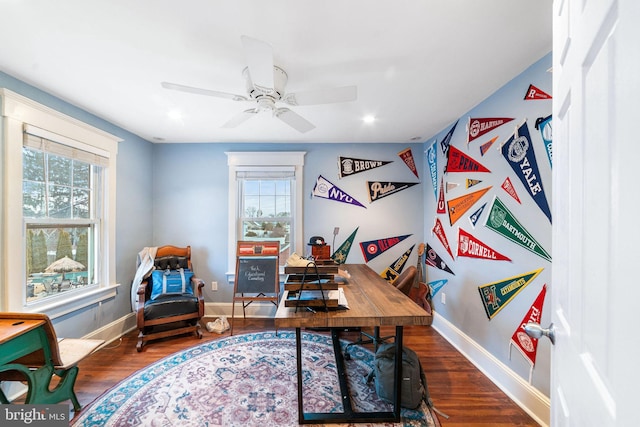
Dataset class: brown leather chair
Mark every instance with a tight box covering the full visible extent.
[135,245,205,351]
[344,266,418,359]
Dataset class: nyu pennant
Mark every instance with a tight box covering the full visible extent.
[312,175,366,208]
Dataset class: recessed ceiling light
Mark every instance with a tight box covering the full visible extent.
[410,136,422,141]
[153,137,165,142]
[362,115,376,124]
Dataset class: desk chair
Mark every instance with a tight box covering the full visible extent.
[343,266,417,360]
[0,312,103,411]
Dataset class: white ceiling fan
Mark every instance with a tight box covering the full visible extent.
[161,35,358,133]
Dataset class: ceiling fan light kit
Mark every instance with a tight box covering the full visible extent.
[161,35,357,133]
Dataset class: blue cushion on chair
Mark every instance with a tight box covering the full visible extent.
[150,268,194,300]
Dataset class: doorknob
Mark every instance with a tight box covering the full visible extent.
[524,322,555,345]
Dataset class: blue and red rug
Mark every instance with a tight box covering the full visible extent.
[72,331,435,426]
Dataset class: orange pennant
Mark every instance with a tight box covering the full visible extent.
[447,186,492,226]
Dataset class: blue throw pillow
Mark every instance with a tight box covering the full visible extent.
[150,268,194,300]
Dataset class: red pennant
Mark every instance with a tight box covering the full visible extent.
[524,84,552,100]
[432,218,454,259]
[446,145,491,173]
[457,228,511,261]
[398,148,419,178]
[437,177,446,214]
[511,285,547,368]
[467,117,514,143]
[501,177,522,204]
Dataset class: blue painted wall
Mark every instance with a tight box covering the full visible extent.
[423,53,552,395]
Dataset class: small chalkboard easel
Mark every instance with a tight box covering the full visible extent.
[230,241,280,335]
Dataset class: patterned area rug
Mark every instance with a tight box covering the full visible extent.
[72,331,435,426]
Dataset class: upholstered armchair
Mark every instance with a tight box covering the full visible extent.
[135,245,205,352]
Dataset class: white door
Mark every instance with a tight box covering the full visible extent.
[551,0,640,425]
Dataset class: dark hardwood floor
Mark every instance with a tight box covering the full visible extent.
[70,318,540,426]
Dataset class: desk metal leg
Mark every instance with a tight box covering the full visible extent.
[295,327,403,424]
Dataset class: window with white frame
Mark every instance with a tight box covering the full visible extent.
[23,130,106,302]
[0,89,120,315]
[227,152,305,273]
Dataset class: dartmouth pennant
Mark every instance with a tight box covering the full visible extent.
[501,121,552,222]
[331,227,359,264]
[359,234,411,263]
[367,181,419,203]
[485,196,551,262]
[457,228,511,261]
[380,244,415,283]
[338,156,392,178]
[312,175,366,208]
[478,268,543,319]
[425,243,455,275]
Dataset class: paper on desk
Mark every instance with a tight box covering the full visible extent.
[328,288,349,309]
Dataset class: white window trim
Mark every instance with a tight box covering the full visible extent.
[226,151,305,277]
[0,89,121,317]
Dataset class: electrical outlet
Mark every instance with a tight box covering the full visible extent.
[441,292,446,305]
[211,281,218,291]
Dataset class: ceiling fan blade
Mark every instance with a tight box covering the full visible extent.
[221,108,259,128]
[275,108,315,133]
[241,35,275,94]
[161,81,247,101]
[283,85,357,106]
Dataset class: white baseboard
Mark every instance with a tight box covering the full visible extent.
[204,301,277,319]
[432,313,550,427]
[83,312,137,345]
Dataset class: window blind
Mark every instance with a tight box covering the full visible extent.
[23,124,110,167]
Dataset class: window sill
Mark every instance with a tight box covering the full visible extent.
[24,283,120,320]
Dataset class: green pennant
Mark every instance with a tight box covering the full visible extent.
[484,196,551,262]
[331,227,359,264]
[478,268,543,319]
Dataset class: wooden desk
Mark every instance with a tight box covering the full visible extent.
[274,264,431,424]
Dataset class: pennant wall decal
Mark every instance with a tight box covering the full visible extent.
[467,117,514,143]
[331,227,359,264]
[425,243,455,275]
[466,179,482,189]
[524,84,552,100]
[446,145,491,173]
[447,186,492,226]
[501,176,522,204]
[359,234,411,263]
[479,135,499,156]
[398,148,419,178]
[367,181,419,203]
[457,228,511,261]
[535,115,553,168]
[485,197,551,262]
[440,120,459,158]
[426,141,438,200]
[477,268,543,319]
[432,218,454,259]
[468,202,487,229]
[380,245,415,283]
[428,279,448,296]
[338,156,393,178]
[501,121,552,222]
[437,177,446,214]
[510,284,547,383]
[312,175,366,208]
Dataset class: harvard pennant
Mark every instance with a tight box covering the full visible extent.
[467,117,514,143]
